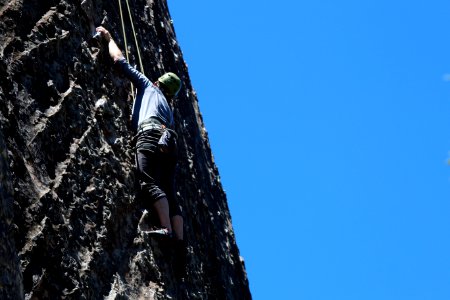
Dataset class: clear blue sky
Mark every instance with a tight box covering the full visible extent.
[169,1,450,299]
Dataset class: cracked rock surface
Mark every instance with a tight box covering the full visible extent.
[0,0,251,299]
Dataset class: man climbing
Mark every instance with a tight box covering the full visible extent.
[96,26,184,243]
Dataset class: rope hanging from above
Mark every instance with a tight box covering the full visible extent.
[117,0,145,99]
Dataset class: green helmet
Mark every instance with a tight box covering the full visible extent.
[158,72,182,97]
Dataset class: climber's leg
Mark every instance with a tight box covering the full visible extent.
[171,215,183,240]
[136,130,173,235]
[153,197,172,233]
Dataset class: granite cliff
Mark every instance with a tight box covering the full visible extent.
[0,0,251,299]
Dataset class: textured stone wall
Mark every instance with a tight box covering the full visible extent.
[0,131,23,299]
[0,0,251,299]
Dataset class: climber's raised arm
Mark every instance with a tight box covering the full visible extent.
[96,26,150,89]
[96,26,124,62]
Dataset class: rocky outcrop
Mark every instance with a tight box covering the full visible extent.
[0,0,251,299]
[0,131,23,299]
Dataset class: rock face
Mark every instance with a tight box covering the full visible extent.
[0,131,23,299]
[0,0,251,299]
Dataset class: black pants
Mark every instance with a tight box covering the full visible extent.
[135,128,181,217]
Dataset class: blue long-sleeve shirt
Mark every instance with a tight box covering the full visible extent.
[115,58,174,131]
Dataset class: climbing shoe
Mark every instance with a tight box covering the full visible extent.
[147,227,172,238]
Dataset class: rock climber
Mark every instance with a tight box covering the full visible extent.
[95,26,184,243]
